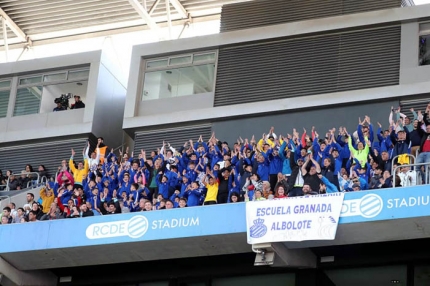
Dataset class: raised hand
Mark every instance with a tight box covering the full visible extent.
[71,148,76,156]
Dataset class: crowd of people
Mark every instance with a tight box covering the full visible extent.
[0,165,48,191]
[1,104,430,224]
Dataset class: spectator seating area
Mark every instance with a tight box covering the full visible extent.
[1,104,430,224]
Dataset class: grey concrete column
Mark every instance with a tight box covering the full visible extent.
[0,257,57,286]
[271,243,317,268]
[400,21,430,84]
[252,242,317,268]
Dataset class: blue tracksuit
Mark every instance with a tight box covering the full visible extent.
[268,149,283,175]
[184,189,202,206]
[255,152,270,181]
[279,141,292,175]
[155,174,169,199]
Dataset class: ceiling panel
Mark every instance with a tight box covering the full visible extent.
[0,0,250,44]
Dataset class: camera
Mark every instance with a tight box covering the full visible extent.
[54,93,73,109]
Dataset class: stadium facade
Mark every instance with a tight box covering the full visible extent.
[1,0,430,285]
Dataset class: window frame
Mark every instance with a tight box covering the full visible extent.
[17,68,90,88]
[0,78,12,118]
[419,22,430,67]
[13,67,90,116]
[419,21,430,36]
[141,50,218,101]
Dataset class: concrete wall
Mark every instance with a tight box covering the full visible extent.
[400,21,430,84]
[124,5,430,131]
[0,51,100,144]
[91,48,127,150]
[211,100,400,144]
[0,49,127,149]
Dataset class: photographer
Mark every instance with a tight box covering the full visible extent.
[71,95,85,109]
[53,101,65,112]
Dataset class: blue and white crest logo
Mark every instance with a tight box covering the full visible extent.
[127,215,149,238]
[359,194,383,218]
[249,218,267,238]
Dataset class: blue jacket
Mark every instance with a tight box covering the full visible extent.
[138,187,151,201]
[118,182,132,196]
[313,137,330,165]
[321,176,338,193]
[184,189,202,206]
[358,123,374,144]
[165,170,179,188]
[390,129,411,159]
[336,135,351,159]
[279,141,292,175]
[185,170,198,182]
[208,145,222,169]
[267,149,283,175]
[155,174,169,199]
[256,152,270,181]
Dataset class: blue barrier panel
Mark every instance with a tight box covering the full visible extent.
[0,203,246,253]
[339,185,430,223]
[0,186,429,253]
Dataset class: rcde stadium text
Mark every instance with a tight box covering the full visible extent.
[86,217,200,240]
[387,196,430,208]
[152,217,199,229]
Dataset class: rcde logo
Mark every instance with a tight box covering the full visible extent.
[127,216,148,238]
[341,193,384,219]
[359,194,383,218]
[86,215,149,240]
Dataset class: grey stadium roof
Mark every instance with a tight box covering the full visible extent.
[0,0,250,47]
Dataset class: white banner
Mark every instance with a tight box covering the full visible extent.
[246,193,345,244]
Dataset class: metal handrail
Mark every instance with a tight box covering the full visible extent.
[391,154,416,181]
[40,176,48,185]
[393,162,430,188]
[6,172,40,191]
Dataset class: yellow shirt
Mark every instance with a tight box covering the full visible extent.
[40,187,54,213]
[204,182,219,202]
[69,158,89,184]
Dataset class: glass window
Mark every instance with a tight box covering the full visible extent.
[142,63,215,100]
[146,59,168,69]
[169,55,192,66]
[420,23,430,36]
[68,69,90,80]
[19,76,43,85]
[419,34,430,66]
[0,90,10,118]
[43,73,67,82]
[0,80,11,89]
[193,53,216,63]
[13,86,42,116]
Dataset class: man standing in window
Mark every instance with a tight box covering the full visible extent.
[71,95,85,109]
[53,101,65,112]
